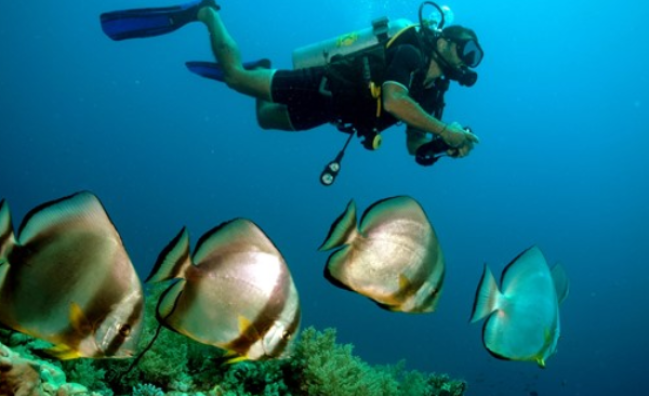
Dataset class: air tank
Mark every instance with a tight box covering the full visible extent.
[292,17,414,69]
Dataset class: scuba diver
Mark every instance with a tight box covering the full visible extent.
[100,0,484,185]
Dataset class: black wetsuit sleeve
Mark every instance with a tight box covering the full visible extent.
[384,44,426,90]
[419,88,440,115]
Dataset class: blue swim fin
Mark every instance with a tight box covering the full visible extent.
[185,59,271,82]
[100,0,219,41]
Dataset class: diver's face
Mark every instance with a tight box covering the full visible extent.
[439,39,465,68]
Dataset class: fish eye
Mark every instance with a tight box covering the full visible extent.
[281,331,291,341]
[118,324,131,337]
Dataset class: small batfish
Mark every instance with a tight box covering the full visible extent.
[470,246,569,368]
[319,196,444,313]
[0,192,144,359]
[147,219,300,361]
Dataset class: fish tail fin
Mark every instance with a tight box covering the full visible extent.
[551,263,569,305]
[318,200,358,251]
[0,199,16,263]
[470,264,503,323]
[146,227,192,283]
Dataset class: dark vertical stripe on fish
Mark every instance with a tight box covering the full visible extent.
[0,202,13,257]
[419,266,445,310]
[268,303,301,357]
[103,296,144,357]
[227,262,293,357]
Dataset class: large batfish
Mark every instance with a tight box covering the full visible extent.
[319,196,444,313]
[147,218,300,361]
[0,191,144,359]
[470,246,569,367]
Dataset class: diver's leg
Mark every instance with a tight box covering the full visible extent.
[198,7,273,101]
[256,100,295,131]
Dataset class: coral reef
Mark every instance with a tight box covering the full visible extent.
[0,285,467,396]
[0,334,100,396]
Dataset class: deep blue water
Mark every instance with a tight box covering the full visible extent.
[1,0,648,395]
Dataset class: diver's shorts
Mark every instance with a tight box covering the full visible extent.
[271,67,333,131]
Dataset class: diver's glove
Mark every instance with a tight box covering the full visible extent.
[439,122,480,158]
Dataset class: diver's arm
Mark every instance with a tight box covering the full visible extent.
[382,82,478,152]
[383,82,446,135]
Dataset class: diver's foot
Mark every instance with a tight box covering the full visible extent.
[197,0,220,20]
[201,0,220,11]
[197,4,218,23]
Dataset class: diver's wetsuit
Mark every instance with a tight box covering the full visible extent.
[270,32,442,131]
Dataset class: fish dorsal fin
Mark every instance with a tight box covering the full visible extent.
[470,264,502,323]
[319,200,357,251]
[17,191,118,248]
[359,196,425,234]
[193,219,278,264]
[156,279,186,322]
[551,263,569,305]
[69,302,93,335]
[0,199,16,262]
[147,227,192,283]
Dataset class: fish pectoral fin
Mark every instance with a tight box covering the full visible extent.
[551,263,569,305]
[43,344,82,360]
[146,227,192,283]
[156,279,186,321]
[69,303,93,334]
[399,274,413,290]
[238,315,260,339]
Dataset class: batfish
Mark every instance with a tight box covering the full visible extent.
[147,218,300,361]
[470,246,569,367]
[319,196,444,313]
[0,191,144,359]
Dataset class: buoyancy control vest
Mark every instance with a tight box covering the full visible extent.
[294,18,446,149]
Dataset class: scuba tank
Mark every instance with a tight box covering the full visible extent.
[292,18,413,70]
[293,1,453,71]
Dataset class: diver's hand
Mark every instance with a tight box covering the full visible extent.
[440,122,479,158]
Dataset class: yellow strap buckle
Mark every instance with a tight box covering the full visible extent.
[369,82,382,117]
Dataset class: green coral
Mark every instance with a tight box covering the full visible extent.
[132,383,166,396]
[285,327,465,396]
[0,284,466,396]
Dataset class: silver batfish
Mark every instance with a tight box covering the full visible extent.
[470,246,569,367]
[147,218,300,361]
[319,196,444,313]
[0,192,144,359]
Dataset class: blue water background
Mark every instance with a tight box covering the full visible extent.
[1,0,648,395]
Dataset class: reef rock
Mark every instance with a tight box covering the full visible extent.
[0,341,99,396]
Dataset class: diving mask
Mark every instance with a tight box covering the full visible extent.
[450,37,483,68]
